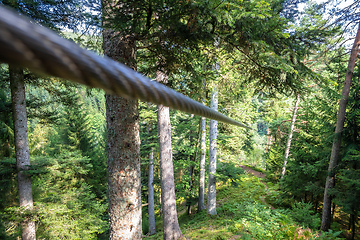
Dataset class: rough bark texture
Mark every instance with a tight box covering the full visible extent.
[281,94,300,178]
[148,142,156,235]
[207,84,218,215]
[157,70,183,240]
[321,22,360,231]
[103,29,142,239]
[10,65,36,240]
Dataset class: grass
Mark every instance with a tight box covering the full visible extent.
[143,175,343,240]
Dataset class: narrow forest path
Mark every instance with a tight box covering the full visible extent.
[239,165,275,210]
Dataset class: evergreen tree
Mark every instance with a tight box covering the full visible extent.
[10,65,36,240]
[198,98,207,210]
[102,2,142,237]
[333,66,360,238]
[156,70,183,240]
[321,22,360,231]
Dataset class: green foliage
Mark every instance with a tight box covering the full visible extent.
[289,202,321,229]
[215,161,244,186]
[265,143,285,181]
[143,174,324,240]
[317,230,344,240]
[0,0,355,238]
[1,152,108,239]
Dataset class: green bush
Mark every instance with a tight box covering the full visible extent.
[290,201,321,229]
[216,162,245,186]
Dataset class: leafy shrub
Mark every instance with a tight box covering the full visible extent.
[215,162,244,186]
[290,201,321,229]
[317,229,344,239]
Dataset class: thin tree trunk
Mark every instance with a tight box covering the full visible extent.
[331,202,336,220]
[207,83,218,215]
[351,214,356,240]
[103,28,142,239]
[157,70,183,240]
[198,115,207,211]
[10,65,36,240]
[198,79,207,212]
[321,22,360,232]
[148,126,156,235]
[281,94,300,178]
[187,117,201,215]
[187,164,195,215]
[266,128,272,153]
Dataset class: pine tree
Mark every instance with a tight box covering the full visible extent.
[321,22,360,232]
[156,70,183,240]
[10,65,36,240]
[207,82,218,216]
[198,78,207,211]
[102,1,142,238]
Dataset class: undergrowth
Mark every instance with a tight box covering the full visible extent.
[144,175,343,240]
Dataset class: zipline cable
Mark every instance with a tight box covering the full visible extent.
[0,6,251,129]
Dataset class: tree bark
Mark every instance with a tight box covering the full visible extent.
[198,79,207,211]
[148,125,156,235]
[157,70,183,240]
[281,94,300,178]
[321,22,360,231]
[187,116,199,215]
[10,65,36,240]
[103,28,142,239]
[207,83,218,215]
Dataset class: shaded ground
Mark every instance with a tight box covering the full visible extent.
[239,165,275,210]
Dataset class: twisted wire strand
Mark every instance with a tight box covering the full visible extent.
[0,6,251,129]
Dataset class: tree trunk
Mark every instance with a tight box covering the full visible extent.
[350,214,356,240]
[321,22,360,232]
[281,94,300,178]
[198,115,207,211]
[157,70,183,240]
[266,128,272,153]
[198,79,207,212]
[207,83,218,215]
[187,163,195,215]
[103,29,142,239]
[187,116,200,215]
[10,65,36,240]
[148,127,156,235]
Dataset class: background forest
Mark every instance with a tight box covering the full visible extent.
[0,0,360,239]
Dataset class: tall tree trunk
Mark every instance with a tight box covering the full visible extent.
[281,94,300,178]
[321,22,360,231]
[198,78,207,211]
[10,65,36,240]
[187,117,200,215]
[148,126,156,235]
[103,29,142,239]
[207,83,218,215]
[198,115,207,211]
[157,70,183,240]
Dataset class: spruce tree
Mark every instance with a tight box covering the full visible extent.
[321,22,360,231]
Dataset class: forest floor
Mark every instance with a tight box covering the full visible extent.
[143,164,341,240]
[238,165,275,210]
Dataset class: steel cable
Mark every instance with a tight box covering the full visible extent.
[0,6,251,129]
